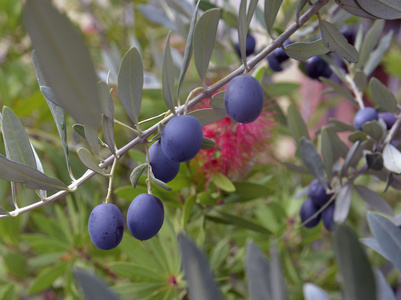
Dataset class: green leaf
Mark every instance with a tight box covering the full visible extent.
[24,0,101,128]
[284,40,330,61]
[303,283,332,300]
[182,195,196,229]
[201,137,216,149]
[72,124,104,145]
[333,183,352,223]
[178,233,224,300]
[215,211,271,234]
[246,241,272,300]
[334,0,379,19]
[2,107,36,169]
[355,185,393,216]
[368,212,401,272]
[356,0,401,20]
[300,139,327,189]
[0,284,15,300]
[264,0,283,36]
[232,182,273,201]
[28,261,68,294]
[383,143,401,174]
[32,50,69,172]
[296,0,309,22]
[193,8,221,82]
[189,108,228,126]
[238,0,248,66]
[77,148,105,175]
[74,268,120,300]
[177,1,199,97]
[109,262,165,282]
[162,32,176,115]
[209,91,225,109]
[0,154,67,190]
[212,172,236,192]
[320,128,334,180]
[118,47,143,125]
[333,224,376,300]
[287,105,310,144]
[320,20,359,63]
[370,78,398,112]
[130,164,147,189]
[360,237,391,261]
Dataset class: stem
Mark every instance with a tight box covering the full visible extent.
[145,146,152,195]
[105,158,118,203]
[184,87,204,115]
[0,0,329,219]
[114,119,140,134]
[384,114,401,145]
[345,74,365,109]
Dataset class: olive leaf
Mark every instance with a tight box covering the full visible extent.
[356,0,401,20]
[319,20,359,63]
[265,0,284,36]
[77,148,105,176]
[24,0,101,129]
[118,47,143,125]
[335,0,379,19]
[284,40,330,61]
[193,8,221,82]
[130,163,147,189]
[162,32,176,115]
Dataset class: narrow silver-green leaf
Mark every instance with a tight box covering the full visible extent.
[74,268,120,300]
[117,46,143,125]
[193,8,221,82]
[356,20,384,70]
[303,283,332,300]
[84,125,99,156]
[102,116,116,156]
[284,40,330,61]
[39,86,62,107]
[0,154,67,190]
[177,1,199,97]
[320,20,359,63]
[374,269,396,300]
[368,212,401,272]
[238,0,248,65]
[320,78,356,104]
[369,78,398,112]
[201,137,216,149]
[334,183,352,223]
[334,0,379,19]
[333,224,377,300]
[77,148,105,176]
[247,0,259,29]
[130,163,147,189]
[2,107,37,169]
[360,238,391,261]
[355,185,393,216]
[32,50,69,173]
[364,30,393,76]
[320,128,333,180]
[270,246,287,300]
[264,0,284,36]
[150,172,172,191]
[189,108,228,126]
[246,241,272,300]
[287,105,310,143]
[178,233,224,300]
[383,143,401,174]
[356,0,401,20]
[296,0,309,22]
[300,138,327,189]
[162,33,176,115]
[24,0,101,128]
[98,81,114,119]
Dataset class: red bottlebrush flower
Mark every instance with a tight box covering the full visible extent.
[191,89,276,188]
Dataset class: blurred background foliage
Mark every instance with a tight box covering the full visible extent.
[0,0,401,299]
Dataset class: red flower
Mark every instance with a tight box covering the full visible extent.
[191,93,276,188]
